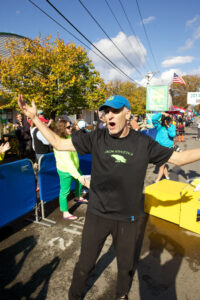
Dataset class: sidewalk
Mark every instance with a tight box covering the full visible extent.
[1,124,200,300]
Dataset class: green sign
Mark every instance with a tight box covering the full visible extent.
[146,85,169,111]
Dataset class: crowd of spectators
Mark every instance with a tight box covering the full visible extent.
[0,109,196,165]
[0,112,90,164]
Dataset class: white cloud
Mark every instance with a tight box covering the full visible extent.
[194,26,200,40]
[16,10,21,14]
[179,39,194,51]
[186,15,199,28]
[141,16,155,25]
[162,56,194,67]
[89,32,146,82]
[179,25,200,50]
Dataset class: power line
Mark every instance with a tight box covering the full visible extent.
[46,0,138,83]
[118,0,153,72]
[28,0,127,79]
[118,0,137,40]
[28,0,138,83]
[78,0,144,77]
[104,0,149,74]
[105,0,124,33]
[135,0,159,71]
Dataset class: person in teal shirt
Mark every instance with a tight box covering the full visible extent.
[152,112,176,182]
[53,119,88,220]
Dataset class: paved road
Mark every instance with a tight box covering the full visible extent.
[1,123,200,300]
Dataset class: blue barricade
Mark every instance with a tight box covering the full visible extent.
[38,153,60,204]
[38,152,92,204]
[0,159,37,227]
[142,128,157,140]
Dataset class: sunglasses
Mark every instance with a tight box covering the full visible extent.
[66,125,72,129]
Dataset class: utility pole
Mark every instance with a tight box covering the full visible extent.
[145,71,159,85]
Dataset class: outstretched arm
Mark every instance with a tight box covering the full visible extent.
[168,148,200,166]
[18,95,75,151]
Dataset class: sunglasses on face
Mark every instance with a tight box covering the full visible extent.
[66,125,72,129]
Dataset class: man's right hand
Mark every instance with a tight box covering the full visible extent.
[79,175,90,189]
[18,94,37,120]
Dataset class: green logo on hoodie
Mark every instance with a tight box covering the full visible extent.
[111,154,127,163]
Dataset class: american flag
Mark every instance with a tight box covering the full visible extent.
[173,73,186,85]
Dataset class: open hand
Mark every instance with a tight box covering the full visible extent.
[18,94,37,120]
[79,175,90,189]
[0,142,10,154]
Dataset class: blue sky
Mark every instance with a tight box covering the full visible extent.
[1,0,200,86]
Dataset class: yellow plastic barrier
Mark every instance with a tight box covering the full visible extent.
[144,180,188,224]
[179,185,200,234]
[145,179,200,235]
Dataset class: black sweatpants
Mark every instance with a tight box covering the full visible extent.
[68,211,137,300]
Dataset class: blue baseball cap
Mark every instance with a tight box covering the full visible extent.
[99,95,131,111]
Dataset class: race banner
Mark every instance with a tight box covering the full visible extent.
[187,92,200,105]
[146,85,169,111]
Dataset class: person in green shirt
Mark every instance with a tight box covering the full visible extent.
[53,119,88,220]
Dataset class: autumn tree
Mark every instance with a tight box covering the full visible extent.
[171,75,200,109]
[131,86,146,115]
[0,35,105,118]
[105,80,146,114]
